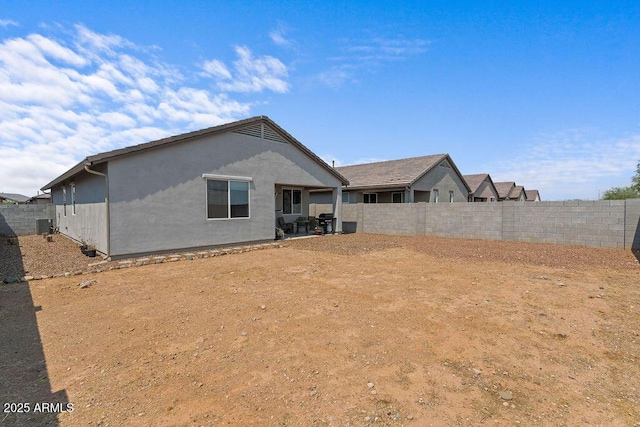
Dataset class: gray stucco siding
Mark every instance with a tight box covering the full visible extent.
[412,165,468,202]
[474,180,498,201]
[52,165,108,253]
[107,131,342,257]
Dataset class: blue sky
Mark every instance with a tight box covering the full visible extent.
[1,1,639,200]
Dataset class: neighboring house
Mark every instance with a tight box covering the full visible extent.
[311,154,470,204]
[494,182,528,201]
[507,185,527,201]
[463,174,499,202]
[494,182,516,201]
[0,193,29,204]
[41,116,348,259]
[26,193,52,204]
[525,189,541,201]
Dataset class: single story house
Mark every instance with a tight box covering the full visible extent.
[311,154,470,204]
[525,189,541,201]
[494,182,527,201]
[494,182,515,201]
[507,185,527,201]
[463,173,499,202]
[0,193,29,204]
[42,116,348,259]
[26,193,52,205]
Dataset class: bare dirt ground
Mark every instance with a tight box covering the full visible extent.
[1,233,640,426]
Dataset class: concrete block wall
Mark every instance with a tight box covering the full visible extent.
[0,204,56,236]
[423,203,503,240]
[625,199,640,249]
[503,201,627,248]
[362,203,417,235]
[311,200,640,249]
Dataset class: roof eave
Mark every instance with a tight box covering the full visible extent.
[41,159,90,191]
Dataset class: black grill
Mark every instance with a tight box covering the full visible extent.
[318,213,334,234]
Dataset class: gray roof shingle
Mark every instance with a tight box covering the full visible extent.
[336,154,456,190]
[0,193,29,203]
[494,181,516,199]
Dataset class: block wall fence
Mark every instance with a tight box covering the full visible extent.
[0,204,56,236]
[310,200,640,250]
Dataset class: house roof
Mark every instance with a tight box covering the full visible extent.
[509,185,525,200]
[464,173,499,200]
[525,189,540,201]
[494,181,516,199]
[336,154,470,192]
[463,174,489,193]
[42,116,349,190]
[0,192,29,203]
[26,193,52,202]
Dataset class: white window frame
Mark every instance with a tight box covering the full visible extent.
[203,174,252,220]
[363,193,378,204]
[71,182,76,215]
[433,189,439,203]
[62,186,67,216]
[392,192,405,203]
[282,188,302,215]
[449,190,454,203]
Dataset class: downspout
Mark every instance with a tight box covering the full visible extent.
[84,164,110,257]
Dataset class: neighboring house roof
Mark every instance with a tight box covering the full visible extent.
[494,182,516,199]
[525,189,541,201]
[508,185,526,200]
[463,173,499,198]
[42,116,349,190]
[0,192,30,203]
[26,193,52,203]
[463,174,489,193]
[336,154,471,192]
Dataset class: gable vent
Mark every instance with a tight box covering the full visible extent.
[234,123,262,138]
[439,161,451,168]
[233,123,287,143]
[263,124,286,143]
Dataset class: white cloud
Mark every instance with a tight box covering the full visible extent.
[316,65,355,89]
[269,27,291,47]
[201,59,232,79]
[488,129,640,200]
[316,36,429,88]
[202,45,289,93]
[0,24,289,196]
[0,19,18,28]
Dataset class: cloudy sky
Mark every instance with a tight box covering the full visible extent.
[1,1,639,200]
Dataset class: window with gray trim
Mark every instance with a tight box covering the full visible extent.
[392,192,405,203]
[207,179,249,219]
[363,193,378,204]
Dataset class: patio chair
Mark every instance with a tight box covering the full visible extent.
[277,216,295,234]
[308,216,317,233]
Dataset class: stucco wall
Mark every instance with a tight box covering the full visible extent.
[473,179,499,201]
[52,164,108,253]
[312,199,640,249]
[412,163,468,202]
[0,204,55,236]
[106,130,342,257]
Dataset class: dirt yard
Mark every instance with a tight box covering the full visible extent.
[1,234,639,426]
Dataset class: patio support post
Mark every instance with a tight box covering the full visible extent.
[332,186,343,234]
